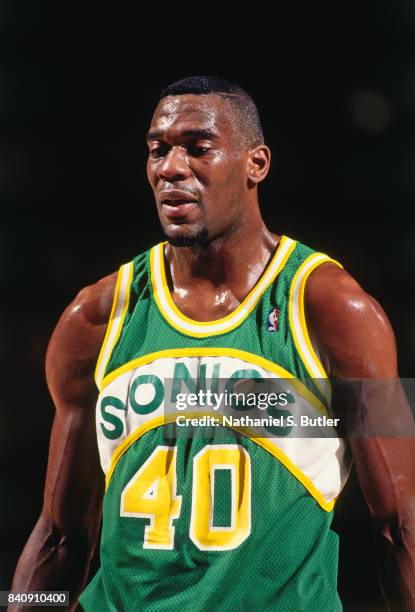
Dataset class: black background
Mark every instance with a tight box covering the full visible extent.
[1,3,414,610]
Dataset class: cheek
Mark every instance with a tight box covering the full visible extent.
[146,160,157,187]
[203,156,245,190]
[219,160,246,194]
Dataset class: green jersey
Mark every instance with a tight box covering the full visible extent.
[79,236,350,612]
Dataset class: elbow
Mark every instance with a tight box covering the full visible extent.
[375,504,415,551]
[36,513,95,560]
[380,519,413,550]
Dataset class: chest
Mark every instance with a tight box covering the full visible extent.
[170,284,244,322]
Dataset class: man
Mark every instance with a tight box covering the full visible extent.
[11,77,415,611]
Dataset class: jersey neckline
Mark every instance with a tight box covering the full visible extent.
[149,235,296,337]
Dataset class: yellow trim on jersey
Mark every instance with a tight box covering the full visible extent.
[105,412,335,512]
[100,346,328,418]
[289,254,343,401]
[150,236,296,337]
[94,262,134,389]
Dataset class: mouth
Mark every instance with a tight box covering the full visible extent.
[159,190,199,220]
[161,198,198,206]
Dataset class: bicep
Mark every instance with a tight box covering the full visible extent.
[305,264,398,378]
[40,280,115,534]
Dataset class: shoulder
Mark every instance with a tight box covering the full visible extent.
[46,271,118,407]
[304,262,397,377]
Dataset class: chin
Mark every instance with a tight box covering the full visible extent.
[162,226,210,247]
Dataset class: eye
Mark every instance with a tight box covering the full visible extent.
[187,143,212,157]
[149,145,169,158]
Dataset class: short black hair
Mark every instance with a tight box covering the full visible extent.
[159,76,264,149]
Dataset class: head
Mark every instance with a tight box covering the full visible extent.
[146,76,271,247]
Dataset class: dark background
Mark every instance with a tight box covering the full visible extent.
[1,3,414,611]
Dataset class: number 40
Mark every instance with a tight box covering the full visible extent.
[120,444,251,551]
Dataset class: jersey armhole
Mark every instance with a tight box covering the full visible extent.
[289,253,343,402]
[94,261,134,390]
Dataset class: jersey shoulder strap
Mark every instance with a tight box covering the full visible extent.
[94,249,150,389]
[272,239,343,401]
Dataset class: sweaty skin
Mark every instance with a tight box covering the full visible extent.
[10,274,116,611]
[10,93,415,611]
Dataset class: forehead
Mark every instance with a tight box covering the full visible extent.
[148,94,235,138]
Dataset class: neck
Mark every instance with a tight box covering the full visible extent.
[165,216,280,295]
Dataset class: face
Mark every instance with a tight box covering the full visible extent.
[146,94,250,246]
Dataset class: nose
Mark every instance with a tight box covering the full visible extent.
[156,146,191,182]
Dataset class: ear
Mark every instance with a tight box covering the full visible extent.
[247,145,271,185]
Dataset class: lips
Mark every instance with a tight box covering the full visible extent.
[158,189,198,205]
[162,201,198,220]
[158,190,199,220]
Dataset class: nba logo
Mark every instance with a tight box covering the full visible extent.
[267,307,279,332]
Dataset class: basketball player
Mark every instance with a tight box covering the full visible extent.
[10,77,415,611]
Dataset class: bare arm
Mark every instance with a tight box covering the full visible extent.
[10,272,117,611]
[306,264,415,611]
